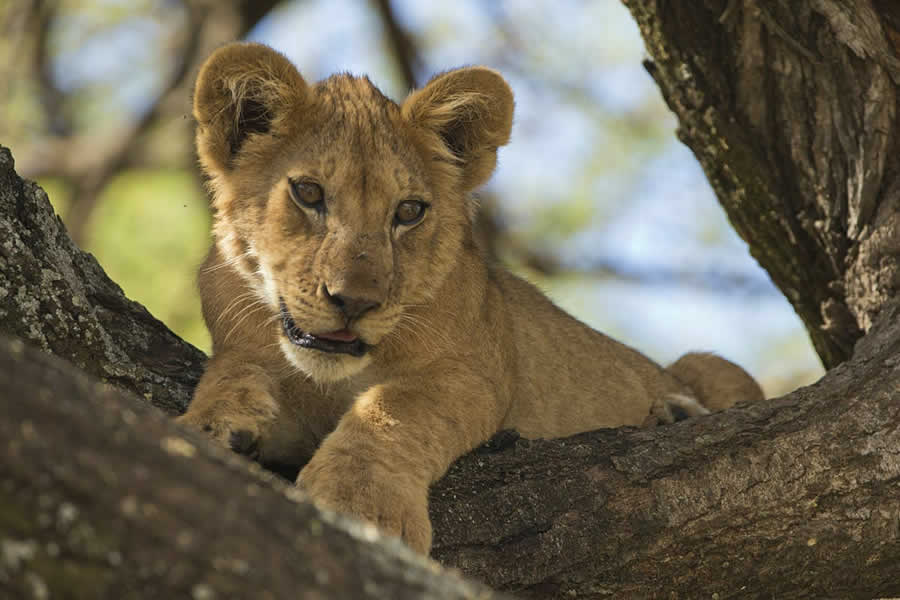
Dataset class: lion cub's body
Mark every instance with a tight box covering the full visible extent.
[179,43,764,554]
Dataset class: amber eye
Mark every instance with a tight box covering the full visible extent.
[289,179,324,211]
[394,199,428,226]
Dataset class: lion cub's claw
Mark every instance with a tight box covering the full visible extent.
[228,429,261,460]
[176,411,272,464]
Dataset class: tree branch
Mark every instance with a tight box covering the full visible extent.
[4,106,900,597]
[62,1,207,244]
[0,146,204,415]
[432,299,900,597]
[30,0,71,137]
[0,333,510,600]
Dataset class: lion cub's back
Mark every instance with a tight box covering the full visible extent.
[492,269,686,439]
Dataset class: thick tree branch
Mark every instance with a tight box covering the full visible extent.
[432,299,900,597]
[624,0,900,368]
[0,333,509,600]
[0,146,204,415]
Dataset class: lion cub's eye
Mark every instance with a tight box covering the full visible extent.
[289,179,324,211]
[394,199,428,227]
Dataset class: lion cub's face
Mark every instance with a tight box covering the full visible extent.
[193,44,513,382]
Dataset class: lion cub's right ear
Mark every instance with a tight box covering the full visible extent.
[193,42,308,176]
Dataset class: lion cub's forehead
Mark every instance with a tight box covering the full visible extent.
[312,75,406,146]
[316,74,394,112]
[292,74,428,196]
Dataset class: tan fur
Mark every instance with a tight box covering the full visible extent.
[178,42,765,554]
[666,352,764,413]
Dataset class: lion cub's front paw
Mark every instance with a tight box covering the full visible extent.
[298,453,432,554]
[177,387,280,462]
[177,409,273,460]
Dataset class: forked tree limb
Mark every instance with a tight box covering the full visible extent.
[3,5,900,598]
[3,115,900,600]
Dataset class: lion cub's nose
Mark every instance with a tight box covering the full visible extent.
[323,285,380,320]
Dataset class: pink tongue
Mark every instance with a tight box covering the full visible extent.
[316,329,359,343]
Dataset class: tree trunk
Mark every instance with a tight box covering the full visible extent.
[625,0,900,369]
[2,3,900,596]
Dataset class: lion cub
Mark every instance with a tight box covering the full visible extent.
[178,42,764,554]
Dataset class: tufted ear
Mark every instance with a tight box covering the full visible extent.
[193,42,308,176]
[402,67,514,191]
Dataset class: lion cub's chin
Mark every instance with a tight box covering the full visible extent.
[279,337,373,383]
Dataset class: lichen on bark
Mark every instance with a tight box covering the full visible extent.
[0,146,204,414]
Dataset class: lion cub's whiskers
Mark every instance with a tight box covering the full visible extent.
[391,316,444,355]
[397,312,453,350]
[201,250,254,274]
[222,299,271,345]
[214,290,264,329]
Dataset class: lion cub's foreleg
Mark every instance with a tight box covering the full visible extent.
[297,361,504,554]
[177,355,307,466]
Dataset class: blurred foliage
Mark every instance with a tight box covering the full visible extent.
[1,0,824,395]
[87,171,211,349]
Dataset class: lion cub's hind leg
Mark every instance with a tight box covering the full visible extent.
[645,392,709,426]
[666,352,765,416]
[645,353,764,426]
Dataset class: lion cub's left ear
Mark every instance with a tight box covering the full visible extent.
[193,42,308,177]
[402,67,514,191]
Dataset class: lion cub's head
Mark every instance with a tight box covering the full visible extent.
[193,43,513,382]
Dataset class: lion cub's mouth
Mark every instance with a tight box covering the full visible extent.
[279,299,369,357]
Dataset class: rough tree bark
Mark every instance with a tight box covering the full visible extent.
[2,1,900,598]
[0,333,510,600]
[0,147,204,416]
[625,0,900,369]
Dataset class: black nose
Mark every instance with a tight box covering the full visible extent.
[324,286,380,320]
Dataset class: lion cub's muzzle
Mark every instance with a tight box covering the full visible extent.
[279,298,370,357]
